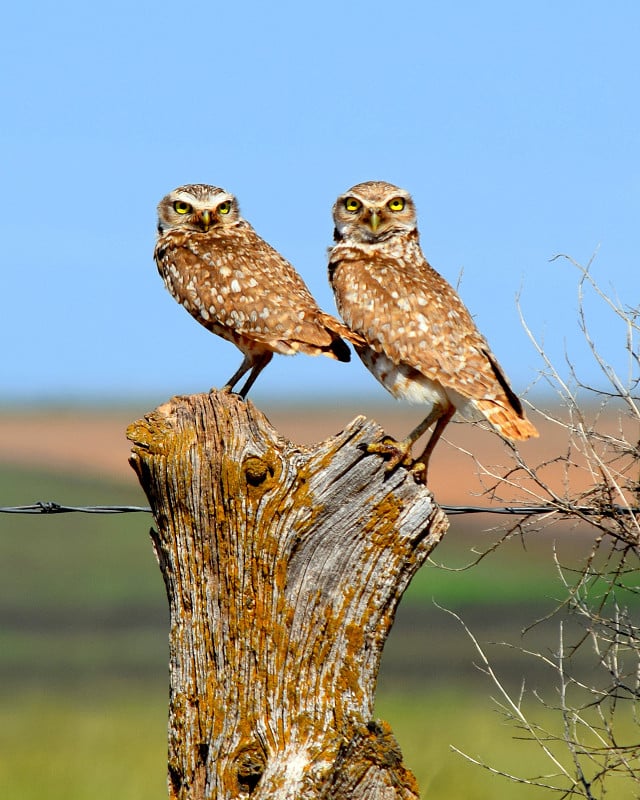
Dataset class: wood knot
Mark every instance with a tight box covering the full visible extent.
[233,744,266,794]
[243,455,274,487]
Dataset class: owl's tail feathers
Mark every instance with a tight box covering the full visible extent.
[320,313,367,363]
[509,413,539,440]
[328,336,351,362]
[479,348,539,440]
[477,399,539,441]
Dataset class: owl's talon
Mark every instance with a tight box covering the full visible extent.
[411,461,428,485]
[367,438,413,472]
[219,384,248,401]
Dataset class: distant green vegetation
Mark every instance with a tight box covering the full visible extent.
[0,688,167,800]
[0,466,156,614]
[0,465,593,613]
[377,691,640,800]
[1,686,637,800]
[404,531,567,607]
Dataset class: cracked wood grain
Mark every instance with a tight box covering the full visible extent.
[127,391,448,800]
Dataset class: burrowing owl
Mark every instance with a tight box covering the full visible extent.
[328,180,538,482]
[156,184,357,397]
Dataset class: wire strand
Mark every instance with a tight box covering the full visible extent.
[0,502,637,516]
[0,502,151,514]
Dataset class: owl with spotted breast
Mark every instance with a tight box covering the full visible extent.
[155,184,359,397]
[328,180,538,482]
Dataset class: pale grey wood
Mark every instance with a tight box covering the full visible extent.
[127,391,448,799]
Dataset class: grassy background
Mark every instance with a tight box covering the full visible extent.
[0,464,637,798]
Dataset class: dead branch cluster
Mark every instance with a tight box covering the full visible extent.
[453,257,640,798]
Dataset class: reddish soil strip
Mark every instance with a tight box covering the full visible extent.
[0,401,632,506]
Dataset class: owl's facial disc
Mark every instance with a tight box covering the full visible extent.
[157,185,238,235]
[334,187,415,243]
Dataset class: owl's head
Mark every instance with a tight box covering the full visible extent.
[332,181,417,244]
[333,181,417,243]
[157,184,241,234]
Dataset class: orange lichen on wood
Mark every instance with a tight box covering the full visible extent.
[127,391,448,799]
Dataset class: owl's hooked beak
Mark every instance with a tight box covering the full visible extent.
[369,209,381,232]
[198,210,212,232]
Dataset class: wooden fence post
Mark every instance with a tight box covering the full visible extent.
[127,391,449,800]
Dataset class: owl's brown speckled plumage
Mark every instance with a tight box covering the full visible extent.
[155,184,357,397]
[328,180,538,481]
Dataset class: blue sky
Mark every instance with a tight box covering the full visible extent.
[2,2,638,405]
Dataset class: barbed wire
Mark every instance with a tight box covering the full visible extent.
[0,502,150,514]
[0,501,637,517]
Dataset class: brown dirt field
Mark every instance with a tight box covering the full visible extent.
[0,399,633,506]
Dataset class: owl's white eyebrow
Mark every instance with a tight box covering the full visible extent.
[173,192,232,205]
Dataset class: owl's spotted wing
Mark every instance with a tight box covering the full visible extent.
[156,223,354,359]
[329,244,529,425]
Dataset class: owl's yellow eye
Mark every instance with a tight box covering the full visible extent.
[387,197,405,212]
[344,197,361,213]
[217,201,232,215]
[173,201,192,214]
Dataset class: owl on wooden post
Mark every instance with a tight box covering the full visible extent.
[155,183,359,397]
[328,180,538,483]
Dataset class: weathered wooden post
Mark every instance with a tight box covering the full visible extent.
[127,391,448,799]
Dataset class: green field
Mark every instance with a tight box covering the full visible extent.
[1,465,637,798]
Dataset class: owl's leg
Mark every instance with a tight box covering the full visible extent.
[367,401,455,482]
[221,352,273,398]
[412,403,456,483]
[237,353,273,398]
[367,405,443,470]
[220,356,253,394]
